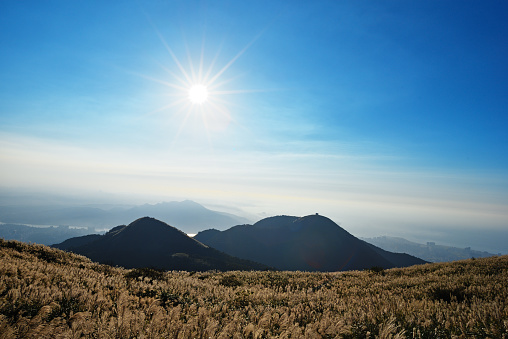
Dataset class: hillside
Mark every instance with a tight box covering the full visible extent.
[362,236,500,262]
[1,238,507,338]
[195,215,426,271]
[53,217,267,271]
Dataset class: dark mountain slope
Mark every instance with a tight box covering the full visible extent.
[53,217,267,271]
[55,233,102,250]
[195,214,426,271]
[362,241,426,267]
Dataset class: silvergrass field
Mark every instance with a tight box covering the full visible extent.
[0,238,507,338]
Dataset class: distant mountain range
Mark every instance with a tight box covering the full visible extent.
[362,236,499,263]
[0,223,93,246]
[0,200,249,234]
[195,215,426,271]
[53,215,426,272]
[53,217,267,271]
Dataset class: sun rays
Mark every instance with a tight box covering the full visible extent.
[136,27,266,149]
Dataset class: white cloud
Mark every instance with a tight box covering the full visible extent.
[1,131,507,248]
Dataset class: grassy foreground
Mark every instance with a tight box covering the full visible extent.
[0,239,507,338]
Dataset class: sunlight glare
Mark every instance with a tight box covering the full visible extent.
[188,84,208,104]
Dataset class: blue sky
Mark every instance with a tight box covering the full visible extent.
[1,1,507,252]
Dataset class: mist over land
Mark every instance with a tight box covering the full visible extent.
[0,193,248,234]
[0,189,506,256]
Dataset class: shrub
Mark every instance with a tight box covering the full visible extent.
[368,266,385,274]
[124,267,164,281]
[429,286,467,303]
[219,274,243,287]
[47,296,86,321]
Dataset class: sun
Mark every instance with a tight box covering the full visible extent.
[188,84,208,104]
[142,27,264,140]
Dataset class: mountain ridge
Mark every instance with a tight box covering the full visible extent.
[53,217,267,271]
[195,214,426,271]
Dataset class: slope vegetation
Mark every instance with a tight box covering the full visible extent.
[1,239,507,338]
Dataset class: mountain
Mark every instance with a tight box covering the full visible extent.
[194,214,427,271]
[0,200,250,234]
[0,205,111,228]
[54,233,102,249]
[53,217,267,271]
[362,236,499,262]
[0,223,95,245]
[121,201,250,233]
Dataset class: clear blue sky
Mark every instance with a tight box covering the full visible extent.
[1,1,507,252]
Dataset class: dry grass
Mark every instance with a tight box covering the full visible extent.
[0,238,507,338]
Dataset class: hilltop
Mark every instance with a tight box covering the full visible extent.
[53,217,267,271]
[54,215,425,272]
[195,214,426,271]
[1,238,507,338]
